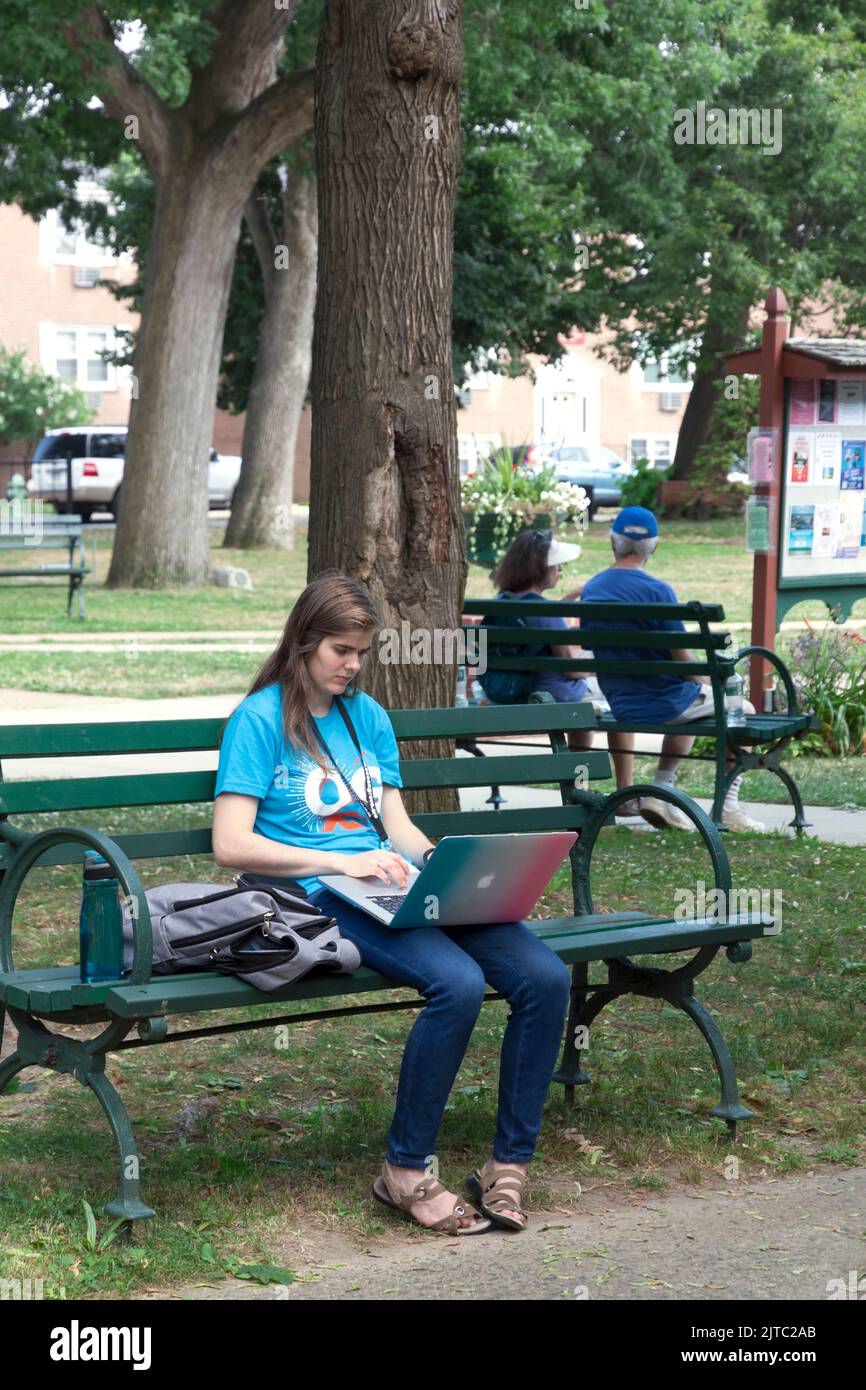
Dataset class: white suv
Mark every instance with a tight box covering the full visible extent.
[28,426,242,521]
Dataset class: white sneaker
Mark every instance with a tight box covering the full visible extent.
[638,796,696,831]
[722,805,765,832]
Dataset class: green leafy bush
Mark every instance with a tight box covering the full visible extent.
[782,624,866,757]
[619,456,667,510]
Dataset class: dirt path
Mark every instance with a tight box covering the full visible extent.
[142,1165,865,1302]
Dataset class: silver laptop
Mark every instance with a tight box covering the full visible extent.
[317,832,577,929]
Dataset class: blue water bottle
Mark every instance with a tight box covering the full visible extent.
[79,850,124,982]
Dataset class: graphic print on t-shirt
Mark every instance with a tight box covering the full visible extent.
[283,750,384,835]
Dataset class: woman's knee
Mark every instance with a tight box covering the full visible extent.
[427,960,487,1016]
[523,951,572,1010]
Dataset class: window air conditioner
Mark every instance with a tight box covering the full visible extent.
[73,265,101,288]
[659,392,683,412]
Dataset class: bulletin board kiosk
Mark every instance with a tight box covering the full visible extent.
[724,288,866,702]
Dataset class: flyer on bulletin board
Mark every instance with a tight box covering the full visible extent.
[815,432,841,485]
[837,496,864,558]
[812,502,839,558]
[840,440,865,490]
[818,379,838,423]
[838,380,866,424]
[789,380,816,424]
[788,503,815,552]
[789,434,812,484]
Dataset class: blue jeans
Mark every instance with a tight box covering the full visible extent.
[307,886,571,1170]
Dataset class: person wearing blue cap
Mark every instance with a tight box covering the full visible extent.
[476,528,636,801]
[580,507,762,832]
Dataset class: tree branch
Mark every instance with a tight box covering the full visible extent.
[60,5,173,183]
[191,0,304,116]
[220,68,316,174]
[243,183,279,285]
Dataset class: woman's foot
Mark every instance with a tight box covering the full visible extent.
[476,1158,528,1227]
[381,1161,484,1230]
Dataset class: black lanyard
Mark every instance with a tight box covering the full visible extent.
[310,696,389,845]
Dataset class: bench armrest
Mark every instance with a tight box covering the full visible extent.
[0,826,152,986]
[570,784,732,915]
[734,645,799,715]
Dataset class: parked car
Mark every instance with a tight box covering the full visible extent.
[27,426,242,520]
[542,443,634,517]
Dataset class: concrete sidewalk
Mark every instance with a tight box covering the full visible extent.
[1,687,863,846]
[144,1165,866,1302]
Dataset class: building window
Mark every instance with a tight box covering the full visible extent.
[641,348,693,389]
[43,208,114,266]
[41,325,118,392]
[628,435,677,467]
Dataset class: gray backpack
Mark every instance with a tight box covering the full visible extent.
[121,881,361,991]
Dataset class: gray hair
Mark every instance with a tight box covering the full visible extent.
[610,530,658,562]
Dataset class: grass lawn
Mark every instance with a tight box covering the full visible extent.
[630,755,866,810]
[1,808,862,1297]
[1,515,864,698]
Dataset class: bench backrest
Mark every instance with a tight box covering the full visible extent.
[463,598,735,684]
[0,701,608,875]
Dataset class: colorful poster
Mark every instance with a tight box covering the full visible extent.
[838,380,865,424]
[790,380,816,424]
[818,379,838,423]
[789,434,812,484]
[837,496,864,558]
[788,503,815,552]
[840,440,866,490]
[812,502,839,558]
[861,505,866,549]
[815,432,841,485]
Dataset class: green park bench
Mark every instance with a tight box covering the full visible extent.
[0,511,90,618]
[463,598,819,831]
[0,699,776,1227]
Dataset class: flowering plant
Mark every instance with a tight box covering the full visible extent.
[782,620,866,756]
[461,447,589,559]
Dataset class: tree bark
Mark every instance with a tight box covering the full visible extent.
[224,173,318,550]
[670,304,750,481]
[310,0,465,814]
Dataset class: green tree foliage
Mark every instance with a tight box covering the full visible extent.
[0,348,93,451]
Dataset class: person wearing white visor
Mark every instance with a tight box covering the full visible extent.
[476,529,635,800]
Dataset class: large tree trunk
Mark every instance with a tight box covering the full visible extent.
[671,304,750,481]
[67,2,316,588]
[224,174,318,550]
[107,163,247,585]
[310,0,466,720]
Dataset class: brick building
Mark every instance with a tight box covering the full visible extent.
[0,192,694,499]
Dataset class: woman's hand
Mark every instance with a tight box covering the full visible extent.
[330,849,412,887]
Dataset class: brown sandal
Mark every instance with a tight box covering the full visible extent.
[372,1172,491,1235]
[466,1160,529,1231]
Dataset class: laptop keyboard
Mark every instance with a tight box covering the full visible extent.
[369,894,409,912]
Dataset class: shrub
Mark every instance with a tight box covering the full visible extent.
[782,623,866,757]
[619,456,667,510]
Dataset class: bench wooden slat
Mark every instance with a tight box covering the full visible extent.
[470,625,732,651]
[1,913,770,1018]
[463,598,726,622]
[0,719,226,759]
[0,703,596,762]
[400,749,611,788]
[0,771,218,815]
[0,827,215,872]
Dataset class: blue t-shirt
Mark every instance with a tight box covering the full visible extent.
[579,568,700,721]
[214,683,403,894]
[480,591,588,702]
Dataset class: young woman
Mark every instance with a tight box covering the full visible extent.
[212,573,571,1236]
[479,529,638,813]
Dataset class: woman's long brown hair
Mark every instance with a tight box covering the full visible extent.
[221,572,381,771]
